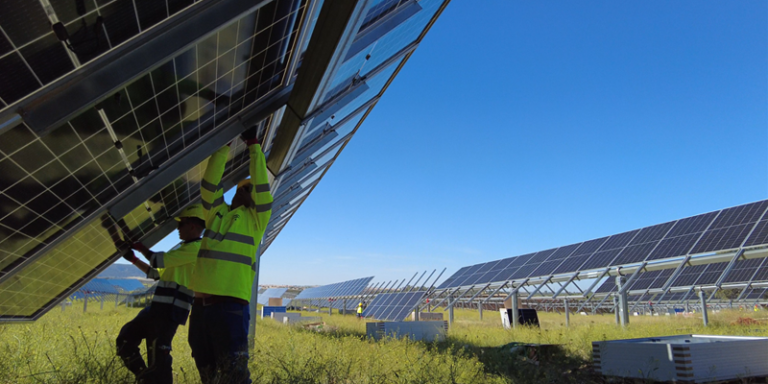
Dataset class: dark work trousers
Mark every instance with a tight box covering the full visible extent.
[188,302,251,384]
[116,307,179,384]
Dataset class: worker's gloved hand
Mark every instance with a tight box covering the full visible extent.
[240,126,262,146]
[122,249,138,263]
[131,242,150,254]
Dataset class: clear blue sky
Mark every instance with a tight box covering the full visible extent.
[142,1,767,287]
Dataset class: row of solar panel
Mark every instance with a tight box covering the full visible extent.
[363,290,425,321]
[595,257,768,296]
[438,200,768,290]
[293,276,373,299]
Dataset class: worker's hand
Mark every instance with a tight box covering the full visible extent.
[122,249,138,263]
[131,242,150,254]
[240,126,262,146]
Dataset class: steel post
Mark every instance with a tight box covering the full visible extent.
[564,298,570,327]
[511,294,519,328]
[478,302,483,320]
[83,294,88,313]
[616,276,629,327]
[448,295,454,326]
[613,296,619,325]
[699,289,708,327]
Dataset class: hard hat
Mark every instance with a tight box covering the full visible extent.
[175,204,205,221]
[237,179,251,189]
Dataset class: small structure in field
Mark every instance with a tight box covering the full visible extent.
[593,335,768,383]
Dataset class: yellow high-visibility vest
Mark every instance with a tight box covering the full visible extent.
[189,144,272,302]
[146,239,200,323]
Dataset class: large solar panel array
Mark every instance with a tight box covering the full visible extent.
[0,0,450,321]
[69,278,120,299]
[438,200,768,290]
[293,276,374,300]
[363,290,425,321]
[102,279,146,292]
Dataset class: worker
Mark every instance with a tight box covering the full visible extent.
[116,204,205,384]
[357,302,364,319]
[188,127,272,384]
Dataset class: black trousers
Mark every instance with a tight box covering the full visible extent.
[188,302,251,384]
[116,307,179,384]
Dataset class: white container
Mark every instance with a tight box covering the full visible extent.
[593,335,768,383]
[366,321,448,342]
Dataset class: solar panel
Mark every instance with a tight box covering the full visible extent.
[293,276,374,300]
[104,278,146,292]
[437,200,768,291]
[257,287,289,305]
[0,0,451,321]
[363,290,425,321]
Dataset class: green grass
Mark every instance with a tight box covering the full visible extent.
[1,304,767,383]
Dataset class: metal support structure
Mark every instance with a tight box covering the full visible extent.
[444,285,475,311]
[618,262,647,294]
[699,288,708,326]
[710,249,746,301]
[478,301,483,320]
[511,294,519,328]
[448,295,454,326]
[481,282,509,304]
[83,294,88,313]
[655,257,691,304]
[553,273,579,299]
[526,276,552,300]
[583,268,610,297]
[115,294,119,309]
[616,276,629,327]
[267,0,368,174]
[564,298,570,327]
[100,296,105,310]
[613,296,619,325]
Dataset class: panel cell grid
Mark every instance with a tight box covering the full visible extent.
[724,258,766,283]
[0,1,304,281]
[363,290,425,321]
[0,0,201,106]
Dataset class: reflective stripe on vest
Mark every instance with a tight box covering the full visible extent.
[202,196,224,210]
[152,295,193,311]
[201,179,222,193]
[198,249,252,266]
[204,230,254,246]
[151,252,165,268]
[255,202,272,212]
[254,183,270,193]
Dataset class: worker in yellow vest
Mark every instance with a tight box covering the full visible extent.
[357,302,364,319]
[188,127,272,384]
[116,204,205,384]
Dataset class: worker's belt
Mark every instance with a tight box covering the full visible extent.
[193,295,248,306]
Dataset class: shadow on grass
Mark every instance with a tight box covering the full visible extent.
[433,336,606,384]
[287,319,607,384]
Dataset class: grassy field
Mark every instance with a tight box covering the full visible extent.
[1,304,767,383]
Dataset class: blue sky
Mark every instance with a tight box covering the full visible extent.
[140,1,767,287]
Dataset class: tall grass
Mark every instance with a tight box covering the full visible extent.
[1,304,766,383]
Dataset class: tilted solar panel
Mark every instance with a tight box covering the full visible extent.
[0,0,452,321]
[363,290,425,321]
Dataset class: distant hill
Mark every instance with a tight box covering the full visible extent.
[99,264,143,279]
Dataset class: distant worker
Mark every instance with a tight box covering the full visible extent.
[756,304,760,312]
[116,204,205,384]
[188,127,273,384]
[357,302,364,318]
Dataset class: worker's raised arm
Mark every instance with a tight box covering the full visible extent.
[201,146,230,225]
[247,142,273,230]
